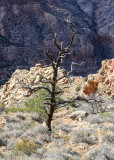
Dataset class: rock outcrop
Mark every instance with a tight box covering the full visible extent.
[0,59,113,108]
[83,59,114,97]
[0,64,67,107]
[0,0,113,85]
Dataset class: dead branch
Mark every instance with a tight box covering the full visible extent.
[42,41,55,68]
[57,75,68,82]
[49,24,61,51]
[23,84,52,94]
[55,86,69,94]
[66,20,75,32]
[34,79,53,86]
[64,30,77,52]
[56,96,88,105]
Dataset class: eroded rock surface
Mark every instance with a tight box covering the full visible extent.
[0,64,66,107]
[83,59,114,97]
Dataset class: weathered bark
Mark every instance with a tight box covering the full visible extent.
[46,67,58,131]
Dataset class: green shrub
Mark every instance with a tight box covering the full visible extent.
[76,86,81,92]
[0,103,6,112]
[83,77,88,82]
[0,152,5,158]
[14,138,37,155]
[24,90,48,121]
[100,112,111,117]
[110,107,114,112]
[5,88,63,123]
[109,60,112,63]
[6,107,25,113]
[6,89,49,121]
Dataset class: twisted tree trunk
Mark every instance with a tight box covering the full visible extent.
[46,67,58,131]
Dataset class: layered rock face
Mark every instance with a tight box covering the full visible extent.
[83,59,114,97]
[0,0,113,85]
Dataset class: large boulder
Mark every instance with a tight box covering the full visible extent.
[69,110,88,120]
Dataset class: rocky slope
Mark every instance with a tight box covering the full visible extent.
[0,59,113,108]
[0,98,114,160]
[0,0,114,85]
[0,64,71,107]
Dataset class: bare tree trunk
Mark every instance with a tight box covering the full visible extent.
[23,22,77,132]
[46,67,58,131]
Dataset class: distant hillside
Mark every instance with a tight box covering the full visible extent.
[0,0,114,85]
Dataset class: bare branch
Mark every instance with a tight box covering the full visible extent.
[55,86,69,94]
[66,20,75,32]
[57,75,68,82]
[39,59,52,67]
[64,30,77,52]
[49,24,61,51]
[56,96,88,105]
[34,79,53,86]
[23,84,52,94]
[42,41,55,68]
[57,66,73,82]
[59,51,73,60]
[61,41,63,50]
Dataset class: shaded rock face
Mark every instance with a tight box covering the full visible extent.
[0,0,113,86]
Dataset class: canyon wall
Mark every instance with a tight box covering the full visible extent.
[0,0,113,85]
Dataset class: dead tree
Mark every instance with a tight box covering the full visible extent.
[23,21,87,131]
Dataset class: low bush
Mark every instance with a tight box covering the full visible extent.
[7,138,17,150]
[0,152,5,159]
[100,112,111,117]
[57,123,71,133]
[34,126,48,135]
[24,90,48,121]
[0,128,3,135]
[75,86,81,92]
[43,150,65,160]
[21,120,35,131]
[26,130,36,137]
[83,77,88,82]
[16,114,26,120]
[4,122,22,131]
[0,103,6,112]
[30,112,42,122]
[85,143,114,160]
[6,107,25,113]
[38,134,50,143]
[0,137,7,146]
[104,134,114,144]
[70,128,98,145]
[3,130,23,138]
[34,126,50,143]
[14,138,38,155]
[5,116,19,123]
[86,114,103,124]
